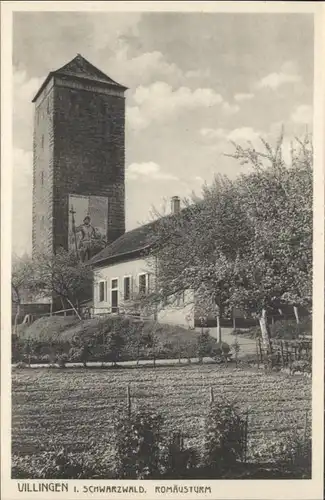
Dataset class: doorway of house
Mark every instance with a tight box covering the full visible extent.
[111,289,118,313]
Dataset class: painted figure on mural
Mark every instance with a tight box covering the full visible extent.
[75,216,96,262]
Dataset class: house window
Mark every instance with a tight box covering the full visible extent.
[111,278,119,313]
[99,281,105,302]
[124,276,131,301]
[139,273,149,295]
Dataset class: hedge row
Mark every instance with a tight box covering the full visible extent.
[12,317,231,365]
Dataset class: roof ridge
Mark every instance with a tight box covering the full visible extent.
[54,54,125,88]
[90,219,158,266]
[32,54,127,103]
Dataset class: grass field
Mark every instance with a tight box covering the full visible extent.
[12,365,311,468]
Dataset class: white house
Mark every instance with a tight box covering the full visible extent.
[91,197,195,329]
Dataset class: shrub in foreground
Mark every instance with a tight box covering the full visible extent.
[12,449,102,479]
[162,431,199,478]
[113,406,164,479]
[203,399,244,473]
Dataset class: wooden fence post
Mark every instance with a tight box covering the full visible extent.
[255,339,260,368]
[280,340,284,367]
[244,411,249,462]
[136,341,140,366]
[126,385,131,418]
[303,409,309,447]
[258,337,263,363]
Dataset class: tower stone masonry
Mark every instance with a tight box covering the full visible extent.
[32,54,127,256]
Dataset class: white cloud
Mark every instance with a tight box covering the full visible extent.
[234,93,254,102]
[13,69,44,150]
[201,126,261,147]
[89,15,142,52]
[200,128,226,140]
[106,40,212,89]
[291,104,313,125]
[126,162,178,181]
[227,127,261,144]
[185,68,211,79]
[127,82,224,130]
[12,148,33,256]
[222,102,240,115]
[255,61,301,90]
[112,45,183,87]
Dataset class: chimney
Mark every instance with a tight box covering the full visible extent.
[171,196,181,214]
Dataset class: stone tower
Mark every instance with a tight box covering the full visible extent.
[32,54,127,256]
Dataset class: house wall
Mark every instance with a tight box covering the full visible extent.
[93,256,152,314]
[93,257,194,328]
[157,290,194,329]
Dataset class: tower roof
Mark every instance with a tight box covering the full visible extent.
[32,54,127,103]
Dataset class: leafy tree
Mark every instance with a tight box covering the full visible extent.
[227,133,312,349]
[144,175,251,342]
[143,133,312,353]
[11,254,34,334]
[30,248,93,319]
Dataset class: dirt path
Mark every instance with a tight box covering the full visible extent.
[205,327,257,358]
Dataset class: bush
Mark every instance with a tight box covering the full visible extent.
[11,316,230,365]
[269,318,311,340]
[246,317,312,341]
[197,330,212,361]
[290,359,312,375]
[211,342,232,363]
[203,399,244,473]
[252,432,311,473]
[13,361,28,369]
[12,449,101,479]
[40,354,50,364]
[162,431,199,478]
[57,353,69,368]
[113,406,164,479]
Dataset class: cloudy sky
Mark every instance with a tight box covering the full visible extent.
[12,11,314,256]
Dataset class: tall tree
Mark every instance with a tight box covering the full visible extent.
[11,254,34,334]
[30,248,93,318]
[226,134,313,348]
[144,175,252,341]
[143,134,312,351]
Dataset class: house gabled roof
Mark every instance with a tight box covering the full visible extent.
[90,203,201,268]
[32,54,127,103]
[90,220,158,267]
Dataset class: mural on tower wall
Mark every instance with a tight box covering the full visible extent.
[68,194,108,262]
